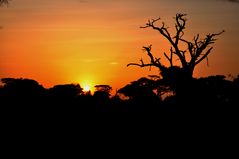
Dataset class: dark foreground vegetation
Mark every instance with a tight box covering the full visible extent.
[1,75,238,117]
[2,76,238,152]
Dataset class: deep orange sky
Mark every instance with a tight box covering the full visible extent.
[1,0,239,91]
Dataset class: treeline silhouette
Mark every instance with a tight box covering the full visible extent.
[1,13,238,121]
[0,75,238,116]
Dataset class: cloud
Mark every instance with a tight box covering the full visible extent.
[109,62,119,65]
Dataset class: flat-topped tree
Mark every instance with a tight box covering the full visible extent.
[128,13,224,82]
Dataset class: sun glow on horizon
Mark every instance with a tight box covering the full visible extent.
[0,0,239,91]
[83,84,90,92]
[81,81,94,92]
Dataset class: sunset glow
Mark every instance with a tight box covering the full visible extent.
[1,0,239,90]
[83,85,90,92]
[81,81,94,92]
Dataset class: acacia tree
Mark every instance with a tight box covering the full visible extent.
[94,85,112,98]
[128,13,224,81]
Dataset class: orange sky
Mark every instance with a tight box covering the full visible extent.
[1,0,239,91]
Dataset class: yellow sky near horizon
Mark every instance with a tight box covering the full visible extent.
[1,0,239,91]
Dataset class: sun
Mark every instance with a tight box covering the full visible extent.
[81,81,94,92]
[83,85,91,92]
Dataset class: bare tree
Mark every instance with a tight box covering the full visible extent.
[128,13,224,81]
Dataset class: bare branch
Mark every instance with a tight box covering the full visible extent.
[128,13,224,80]
[164,47,174,67]
[141,15,188,67]
[140,18,173,44]
[140,17,161,29]
[127,63,155,68]
[212,30,225,36]
[194,34,200,49]
[179,30,224,68]
[195,47,213,66]
[174,13,187,45]
[127,45,165,70]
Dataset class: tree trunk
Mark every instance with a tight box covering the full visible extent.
[182,65,194,80]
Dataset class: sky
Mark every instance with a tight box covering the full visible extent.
[1,0,239,91]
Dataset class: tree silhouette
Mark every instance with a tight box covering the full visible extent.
[128,13,224,81]
[94,85,112,101]
[118,77,160,110]
[0,78,46,100]
[0,0,9,6]
[49,84,83,99]
[94,85,112,94]
[93,85,112,112]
